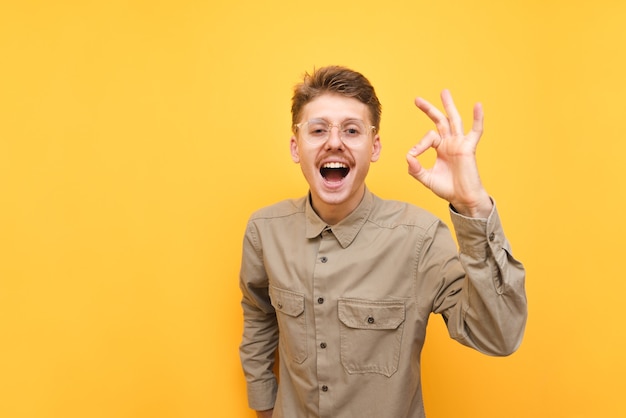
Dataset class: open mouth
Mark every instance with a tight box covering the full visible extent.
[320,162,349,182]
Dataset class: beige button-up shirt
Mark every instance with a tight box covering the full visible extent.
[239,188,527,418]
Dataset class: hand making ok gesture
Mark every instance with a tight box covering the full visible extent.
[406,89,493,218]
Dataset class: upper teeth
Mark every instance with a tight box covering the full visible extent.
[323,162,347,169]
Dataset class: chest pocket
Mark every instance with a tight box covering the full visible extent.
[269,286,308,364]
[338,298,406,377]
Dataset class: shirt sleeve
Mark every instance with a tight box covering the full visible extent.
[239,220,279,411]
[430,200,527,356]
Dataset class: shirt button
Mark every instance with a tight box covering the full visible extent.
[321,385,329,392]
[367,316,375,324]
[320,256,328,263]
[489,232,495,242]
[320,342,327,349]
[317,297,325,304]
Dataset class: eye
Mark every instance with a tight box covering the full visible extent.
[307,122,329,137]
[342,122,364,138]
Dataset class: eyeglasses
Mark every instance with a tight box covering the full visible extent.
[294,119,376,146]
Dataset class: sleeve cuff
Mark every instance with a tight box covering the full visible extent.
[449,199,504,259]
[247,378,278,412]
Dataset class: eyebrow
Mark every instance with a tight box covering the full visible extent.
[307,118,365,124]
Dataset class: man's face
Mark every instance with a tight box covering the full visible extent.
[290,93,381,221]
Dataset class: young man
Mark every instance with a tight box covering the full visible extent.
[239,66,527,418]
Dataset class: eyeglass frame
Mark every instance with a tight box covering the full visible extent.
[293,118,377,146]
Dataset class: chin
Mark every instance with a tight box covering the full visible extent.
[316,182,361,205]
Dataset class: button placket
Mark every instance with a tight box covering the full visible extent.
[313,227,338,416]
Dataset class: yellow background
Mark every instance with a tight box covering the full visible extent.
[1,0,625,417]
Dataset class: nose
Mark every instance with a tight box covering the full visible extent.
[325,125,344,149]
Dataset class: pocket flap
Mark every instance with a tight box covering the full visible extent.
[338,299,405,330]
[269,286,305,317]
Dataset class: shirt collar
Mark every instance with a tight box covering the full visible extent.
[305,187,373,248]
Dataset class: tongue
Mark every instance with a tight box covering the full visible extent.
[323,169,345,182]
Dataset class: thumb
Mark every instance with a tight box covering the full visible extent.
[406,151,428,184]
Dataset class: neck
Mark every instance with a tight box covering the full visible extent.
[310,186,365,225]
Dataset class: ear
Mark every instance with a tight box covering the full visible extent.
[370,134,381,162]
[290,135,300,163]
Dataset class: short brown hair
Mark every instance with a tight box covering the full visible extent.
[291,66,382,133]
